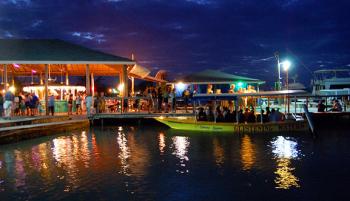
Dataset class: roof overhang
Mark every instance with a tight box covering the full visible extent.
[1,61,136,65]
[168,81,265,85]
[193,90,309,99]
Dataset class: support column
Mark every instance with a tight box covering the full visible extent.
[4,64,8,91]
[45,64,49,115]
[131,77,134,96]
[66,72,69,86]
[40,73,43,85]
[122,65,128,97]
[91,73,95,97]
[86,64,91,96]
[11,71,14,86]
[235,98,239,123]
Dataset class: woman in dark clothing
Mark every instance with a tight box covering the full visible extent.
[216,106,224,122]
[238,109,245,123]
[247,109,256,123]
[197,107,207,121]
[157,87,163,112]
[68,94,73,115]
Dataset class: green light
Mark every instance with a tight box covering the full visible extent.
[237,82,243,87]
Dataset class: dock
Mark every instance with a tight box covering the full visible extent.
[0,118,89,144]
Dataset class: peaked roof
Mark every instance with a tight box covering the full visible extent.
[175,69,265,84]
[0,39,134,64]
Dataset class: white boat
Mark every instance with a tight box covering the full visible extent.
[312,69,350,96]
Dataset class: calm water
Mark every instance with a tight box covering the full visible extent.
[0,123,349,201]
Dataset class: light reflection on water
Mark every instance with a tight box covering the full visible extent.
[117,127,130,176]
[213,138,225,167]
[171,136,190,174]
[271,136,300,189]
[240,135,256,171]
[158,132,166,154]
[1,126,348,200]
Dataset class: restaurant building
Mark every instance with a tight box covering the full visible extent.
[0,39,162,113]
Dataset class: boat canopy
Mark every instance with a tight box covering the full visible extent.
[172,69,265,85]
[192,90,309,100]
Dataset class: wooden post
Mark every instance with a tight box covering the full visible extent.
[91,72,95,110]
[4,64,8,91]
[121,65,128,112]
[235,97,239,123]
[214,100,217,123]
[131,76,134,96]
[294,96,297,114]
[40,73,43,85]
[45,64,49,115]
[122,65,128,97]
[86,64,90,96]
[91,73,95,97]
[66,72,69,86]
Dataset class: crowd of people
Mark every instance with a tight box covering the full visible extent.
[317,99,343,112]
[1,85,347,119]
[197,105,285,123]
[0,90,41,118]
[142,86,177,113]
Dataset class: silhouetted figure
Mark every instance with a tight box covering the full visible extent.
[331,99,342,112]
[238,109,245,123]
[247,109,256,123]
[269,108,277,122]
[198,107,207,121]
[317,100,326,112]
[276,108,284,121]
[216,106,224,122]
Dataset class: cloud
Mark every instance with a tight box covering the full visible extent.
[71,32,106,43]
[1,31,14,38]
[1,0,31,6]
[186,0,213,5]
[31,20,43,28]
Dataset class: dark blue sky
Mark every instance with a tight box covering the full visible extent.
[1,0,350,85]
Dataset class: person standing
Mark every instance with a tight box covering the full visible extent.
[68,94,73,115]
[163,87,169,113]
[99,92,106,113]
[0,92,4,117]
[183,86,191,113]
[85,95,92,117]
[48,94,55,116]
[169,88,176,113]
[146,87,152,113]
[4,90,14,118]
[157,86,163,112]
[317,100,326,112]
[76,94,82,115]
[31,93,39,116]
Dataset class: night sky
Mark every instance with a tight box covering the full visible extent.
[1,0,350,85]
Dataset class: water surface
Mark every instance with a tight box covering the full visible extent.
[0,124,349,200]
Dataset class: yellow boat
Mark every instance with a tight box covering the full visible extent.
[155,117,309,134]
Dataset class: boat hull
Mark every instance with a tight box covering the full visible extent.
[155,117,309,134]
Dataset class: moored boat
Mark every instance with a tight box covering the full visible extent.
[155,117,309,134]
[155,90,311,133]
